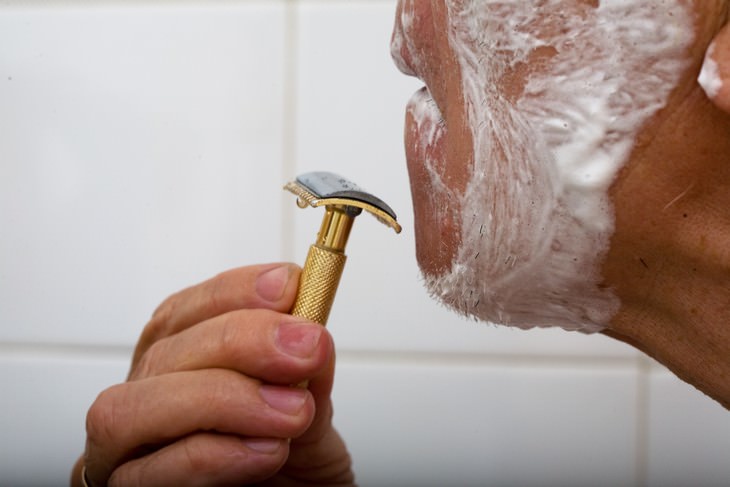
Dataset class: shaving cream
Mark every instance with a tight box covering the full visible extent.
[394,0,694,332]
[699,41,723,99]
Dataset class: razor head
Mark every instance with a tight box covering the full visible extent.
[284,171,401,233]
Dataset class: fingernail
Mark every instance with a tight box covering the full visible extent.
[275,321,323,359]
[244,438,283,454]
[259,385,308,415]
[256,265,291,302]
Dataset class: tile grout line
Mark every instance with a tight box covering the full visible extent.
[0,339,643,369]
[0,341,133,360]
[280,0,299,262]
[337,348,643,369]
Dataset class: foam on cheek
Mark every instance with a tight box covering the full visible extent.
[420,0,694,331]
[699,42,723,99]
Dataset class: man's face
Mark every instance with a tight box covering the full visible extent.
[391,0,696,330]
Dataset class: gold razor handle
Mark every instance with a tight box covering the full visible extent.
[284,172,401,327]
[290,205,354,326]
[290,244,347,326]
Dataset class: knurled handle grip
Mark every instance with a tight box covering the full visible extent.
[290,244,347,326]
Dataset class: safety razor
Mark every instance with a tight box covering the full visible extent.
[284,171,401,326]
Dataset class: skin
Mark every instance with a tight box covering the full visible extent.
[73,1,730,485]
[603,12,730,409]
[395,0,730,408]
[72,264,354,486]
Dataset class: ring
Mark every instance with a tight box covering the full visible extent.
[80,465,91,487]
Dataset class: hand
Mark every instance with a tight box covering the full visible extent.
[71,263,355,486]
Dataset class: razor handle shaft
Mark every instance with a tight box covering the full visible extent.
[290,244,347,326]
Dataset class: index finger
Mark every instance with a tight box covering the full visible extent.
[132,263,301,367]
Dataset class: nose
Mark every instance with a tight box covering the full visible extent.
[390,0,417,76]
[390,0,438,80]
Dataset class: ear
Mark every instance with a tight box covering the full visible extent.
[699,22,730,113]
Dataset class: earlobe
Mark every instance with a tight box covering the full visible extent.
[699,23,730,113]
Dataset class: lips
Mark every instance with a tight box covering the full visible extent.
[404,86,459,276]
[393,1,462,275]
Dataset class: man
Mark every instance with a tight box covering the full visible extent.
[392,0,730,407]
[73,1,729,485]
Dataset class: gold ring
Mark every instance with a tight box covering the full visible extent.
[80,465,91,487]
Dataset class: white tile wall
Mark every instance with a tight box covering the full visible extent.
[333,360,640,487]
[0,349,130,486]
[0,1,726,486]
[0,2,288,346]
[646,367,730,487]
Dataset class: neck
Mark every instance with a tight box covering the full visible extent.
[602,85,730,409]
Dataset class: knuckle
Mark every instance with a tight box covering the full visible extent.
[149,291,178,329]
[139,292,180,346]
[85,385,123,451]
[207,271,228,315]
[128,291,184,369]
[130,338,166,380]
